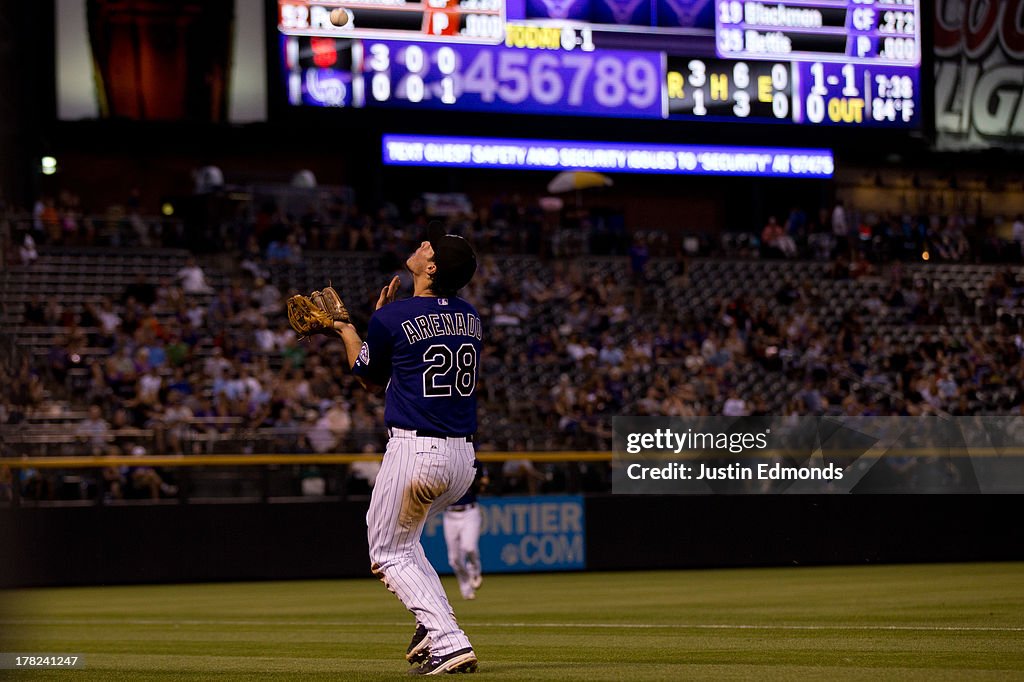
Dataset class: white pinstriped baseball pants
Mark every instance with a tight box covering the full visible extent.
[367,428,477,656]
[443,505,482,598]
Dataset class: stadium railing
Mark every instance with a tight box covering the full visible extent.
[0,451,610,507]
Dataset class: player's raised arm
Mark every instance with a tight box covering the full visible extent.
[376,275,400,310]
[341,275,400,389]
[343,280,399,390]
[333,320,366,372]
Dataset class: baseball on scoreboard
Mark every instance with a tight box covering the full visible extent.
[274,0,921,128]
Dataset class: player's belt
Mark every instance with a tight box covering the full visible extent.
[448,503,476,512]
[387,427,474,442]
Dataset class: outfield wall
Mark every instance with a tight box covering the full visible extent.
[2,495,1022,587]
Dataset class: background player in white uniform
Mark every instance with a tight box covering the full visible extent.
[332,224,481,675]
[444,462,489,600]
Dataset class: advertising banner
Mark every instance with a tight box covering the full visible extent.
[421,495,586,574]
[934,0,1024,150]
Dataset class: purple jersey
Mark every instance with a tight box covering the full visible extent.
[353,296,482,436]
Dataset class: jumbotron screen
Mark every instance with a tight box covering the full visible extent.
[274,0,921,128]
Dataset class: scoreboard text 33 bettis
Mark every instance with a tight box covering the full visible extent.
[275,0,921,128]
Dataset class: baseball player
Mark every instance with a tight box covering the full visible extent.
[288,224,480,674]
[443,462,488,600]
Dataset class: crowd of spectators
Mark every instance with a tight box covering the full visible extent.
[3,191,1024,501]
[758,203,1024,265]
[10,187,1024,268]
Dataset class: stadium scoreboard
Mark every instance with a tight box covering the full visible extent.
[274,0,921,128]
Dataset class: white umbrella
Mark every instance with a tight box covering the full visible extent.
[546,171,613,194]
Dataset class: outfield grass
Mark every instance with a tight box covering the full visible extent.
[2,563,1023,680]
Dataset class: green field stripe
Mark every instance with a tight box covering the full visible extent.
[4,614,1019,630]
[3,563,1022,680]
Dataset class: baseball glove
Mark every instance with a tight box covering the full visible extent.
[287,294,337,338]
[310,286,351,323]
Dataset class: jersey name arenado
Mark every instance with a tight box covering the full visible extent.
[353,296,482,436]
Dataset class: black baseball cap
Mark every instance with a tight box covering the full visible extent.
[427,222,477,293]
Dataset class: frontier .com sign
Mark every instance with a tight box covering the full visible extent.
[422,495,586,573]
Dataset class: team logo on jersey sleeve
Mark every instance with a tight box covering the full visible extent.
[358,342,370,365]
